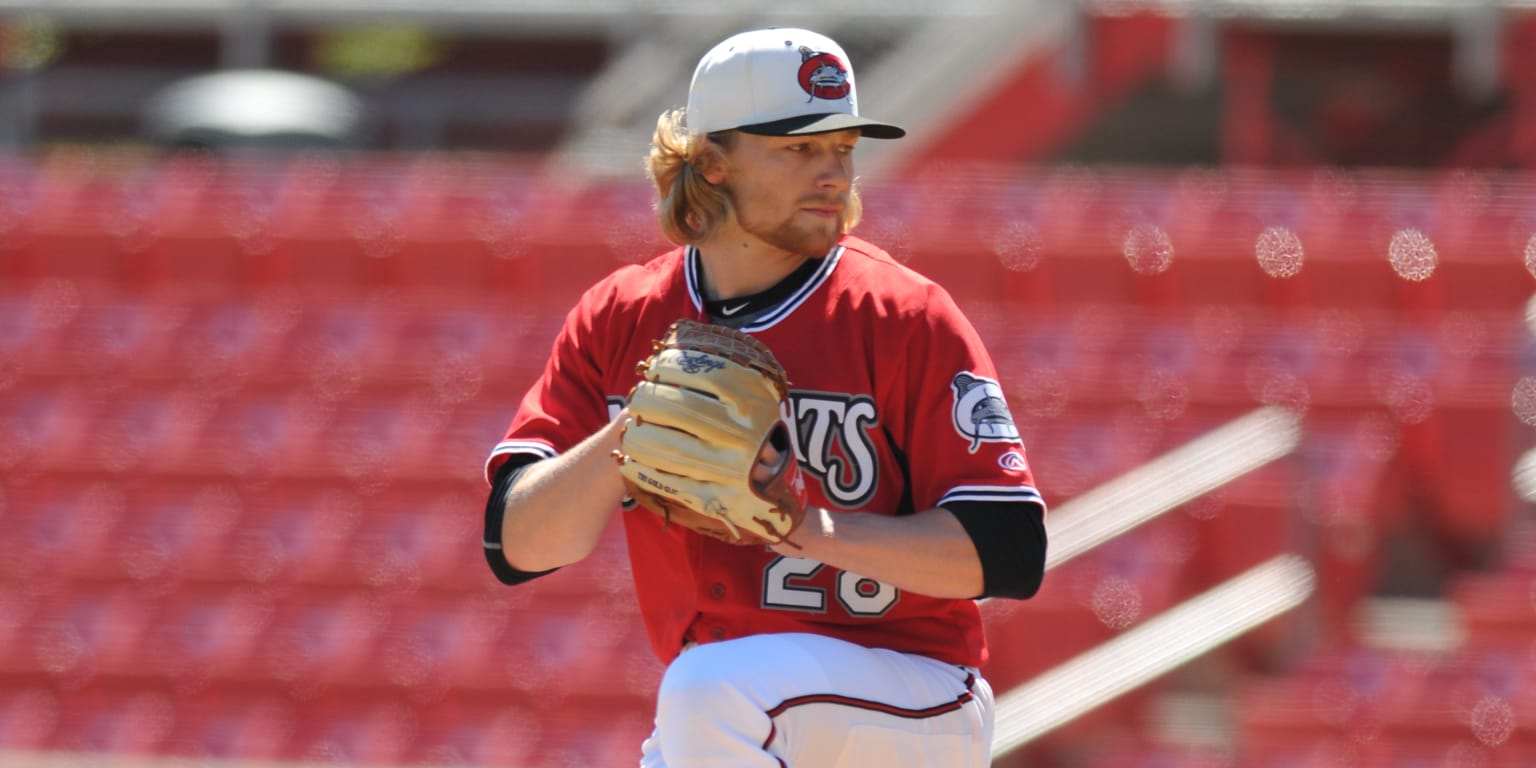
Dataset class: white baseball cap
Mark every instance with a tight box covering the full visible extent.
[685,27,905,140]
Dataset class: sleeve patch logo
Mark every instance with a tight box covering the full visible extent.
[951,372,1021,454]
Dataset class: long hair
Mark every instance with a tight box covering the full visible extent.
[646,108,863,247]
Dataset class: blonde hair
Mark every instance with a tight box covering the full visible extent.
[645,108,863,247]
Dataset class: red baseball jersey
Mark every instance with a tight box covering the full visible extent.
[487,235,1042,667]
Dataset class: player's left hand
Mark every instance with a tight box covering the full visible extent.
[613,319,807,546]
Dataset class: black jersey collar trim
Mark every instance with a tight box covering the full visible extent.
[684,245,843,331]
[742,247,840,331]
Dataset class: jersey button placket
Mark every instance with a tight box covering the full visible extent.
[709,582,726,599]
[709,626,727,641]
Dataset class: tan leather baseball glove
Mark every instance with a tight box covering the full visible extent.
[613,319,807,546]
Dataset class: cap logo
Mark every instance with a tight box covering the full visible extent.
[796,47,851,102]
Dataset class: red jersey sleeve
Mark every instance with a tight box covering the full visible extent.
[895,283,1043,515]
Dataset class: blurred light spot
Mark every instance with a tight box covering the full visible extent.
[477,210,526,260]
[1136,370,1189,422]
[1444,742,1490,768]
[1512,376,1536,426]
[1524,234,1536,281]
[1354,412,1400,462]
[1517,235,1536,284]
[1090,576,1142,630]
[1387,228,1437,281]
[1469,696,1514,746]
[1255,226,1304,278]
[1523,294,1536,337]
[1512,448,1536,502]
[1250,369,1311,414]
[1182,493,1224,521]
[993,221,1043,272]
[1122,224,1174,275]
[1382,373,1433,424]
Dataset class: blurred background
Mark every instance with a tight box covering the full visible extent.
[1,0,1534,766]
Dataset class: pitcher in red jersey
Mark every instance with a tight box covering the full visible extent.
[482,26,1047,768]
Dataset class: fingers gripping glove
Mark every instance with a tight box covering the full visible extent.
[614,319,807,546]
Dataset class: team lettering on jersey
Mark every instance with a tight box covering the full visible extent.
[785,391,880,509]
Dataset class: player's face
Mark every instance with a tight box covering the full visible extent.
[719,129,858,259]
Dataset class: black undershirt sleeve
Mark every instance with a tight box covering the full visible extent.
[483,457,560,586]
[944,499,1048,600]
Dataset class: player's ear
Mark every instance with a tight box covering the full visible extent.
[694,131,734,186]
[694,152,727,186]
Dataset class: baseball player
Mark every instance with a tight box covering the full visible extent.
[482,27,1047,767]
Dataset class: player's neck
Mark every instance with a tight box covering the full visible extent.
[693,238,814,301]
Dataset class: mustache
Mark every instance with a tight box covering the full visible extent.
[797,194,848,209]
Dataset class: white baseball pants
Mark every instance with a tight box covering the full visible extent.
[638,632,994,768]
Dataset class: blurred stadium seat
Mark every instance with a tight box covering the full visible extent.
[143,585,272,684]
[164,691,300,759]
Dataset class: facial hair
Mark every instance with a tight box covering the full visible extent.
[727,185,846,258]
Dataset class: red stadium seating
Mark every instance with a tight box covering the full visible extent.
[4,156,1534,766]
